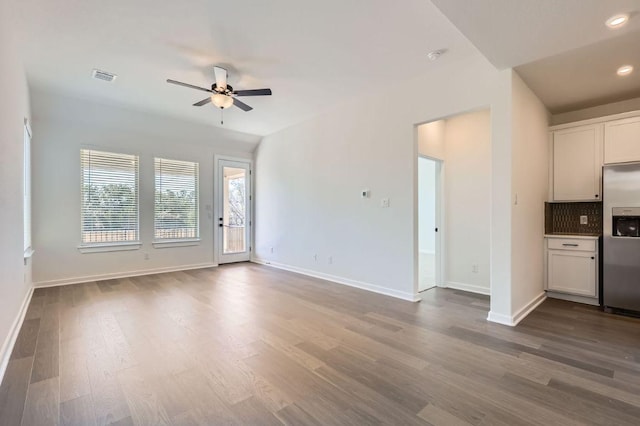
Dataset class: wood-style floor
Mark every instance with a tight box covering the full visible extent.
[1,263,640,425]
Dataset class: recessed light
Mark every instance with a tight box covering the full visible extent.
[427,49,447,61]
[617,65,634,76]
[606,13,629,29]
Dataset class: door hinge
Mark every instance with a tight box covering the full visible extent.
[250,195,252,201]
[249,246,252,252]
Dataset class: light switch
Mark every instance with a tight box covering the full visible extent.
[381,198,390,208]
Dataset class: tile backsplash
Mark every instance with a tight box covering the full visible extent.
[545,202,603,235]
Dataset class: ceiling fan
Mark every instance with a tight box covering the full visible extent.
[166,66,272,114]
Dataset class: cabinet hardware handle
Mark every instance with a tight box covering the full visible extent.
[595,194,599,198]
[591,256,595,260]
[562,243,579,247]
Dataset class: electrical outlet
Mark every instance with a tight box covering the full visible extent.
[313,254,318,262]
[270,247,274,254]
[144,252,150,260]
[472,264,479,273]
[580,215,588,225]
[328,256,333,264]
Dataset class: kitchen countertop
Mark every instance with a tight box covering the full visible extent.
[544,234,600,240]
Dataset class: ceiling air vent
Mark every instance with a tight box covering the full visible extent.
[91,69,117,82]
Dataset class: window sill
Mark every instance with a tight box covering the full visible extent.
[78,242,142,254]
[152,239,201,249]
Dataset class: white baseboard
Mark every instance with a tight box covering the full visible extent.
[443,281,490,296]
[486,311,513,326]
[0,286,34,385]
[487,291,547,327]
[512,292,547,325]
[251,258,420,302]
[33,263,217,288]
[545,291,599,306]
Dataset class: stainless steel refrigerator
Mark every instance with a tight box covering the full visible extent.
[603,162,640,313]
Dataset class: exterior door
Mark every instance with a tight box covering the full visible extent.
[217,159,251,264]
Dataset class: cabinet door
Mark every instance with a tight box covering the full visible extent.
[547,250,596,297]
[604,116,640,164]
[553,124,602,201]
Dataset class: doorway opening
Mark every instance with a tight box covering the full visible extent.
[414,109,491,299]
[419,156,442,292]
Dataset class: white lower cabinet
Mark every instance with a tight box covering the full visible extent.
[545,236,599,304]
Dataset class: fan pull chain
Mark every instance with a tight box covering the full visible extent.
[220,108,224,125]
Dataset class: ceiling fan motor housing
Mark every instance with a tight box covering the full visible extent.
[212,83,234,95]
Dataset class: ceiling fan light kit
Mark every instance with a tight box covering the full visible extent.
[212,93,234,109]
[166,66,272,124]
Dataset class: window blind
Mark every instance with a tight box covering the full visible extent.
[81,149,139,244]
[154,158,199,240]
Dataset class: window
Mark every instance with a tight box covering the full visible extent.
[81,149,139,245]
[154,158,199,240]
[23,119,32,256]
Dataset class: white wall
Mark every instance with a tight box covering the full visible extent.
[0,0,32,375]
[254,53,504,301]
[510,72,549,317]
[488,70,549,325]
[443,111,492,292]
[31,88,260,285]
[418,110,492,294]
[489,69,515,323]
[418,119,446,160]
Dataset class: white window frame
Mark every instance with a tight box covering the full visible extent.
[153,157,200,248]
[78,148,141,253]
[23,118,33,259]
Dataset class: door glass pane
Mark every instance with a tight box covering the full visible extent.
[223,167,246,254]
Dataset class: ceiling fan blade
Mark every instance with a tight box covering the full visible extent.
[193,97,212,107]
[214,66,227,90]
[167,79,213,93]
[233,97,253,112]
[234,88,272,97]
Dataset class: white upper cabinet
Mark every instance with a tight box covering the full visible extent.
[604,116,640,164]
[552,124,602,201]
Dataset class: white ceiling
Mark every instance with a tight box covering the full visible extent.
[19,0,640,132]
[430,0,640,69]
[515,30,640,113]
[16,0,478,136]
[431,0,640,114]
